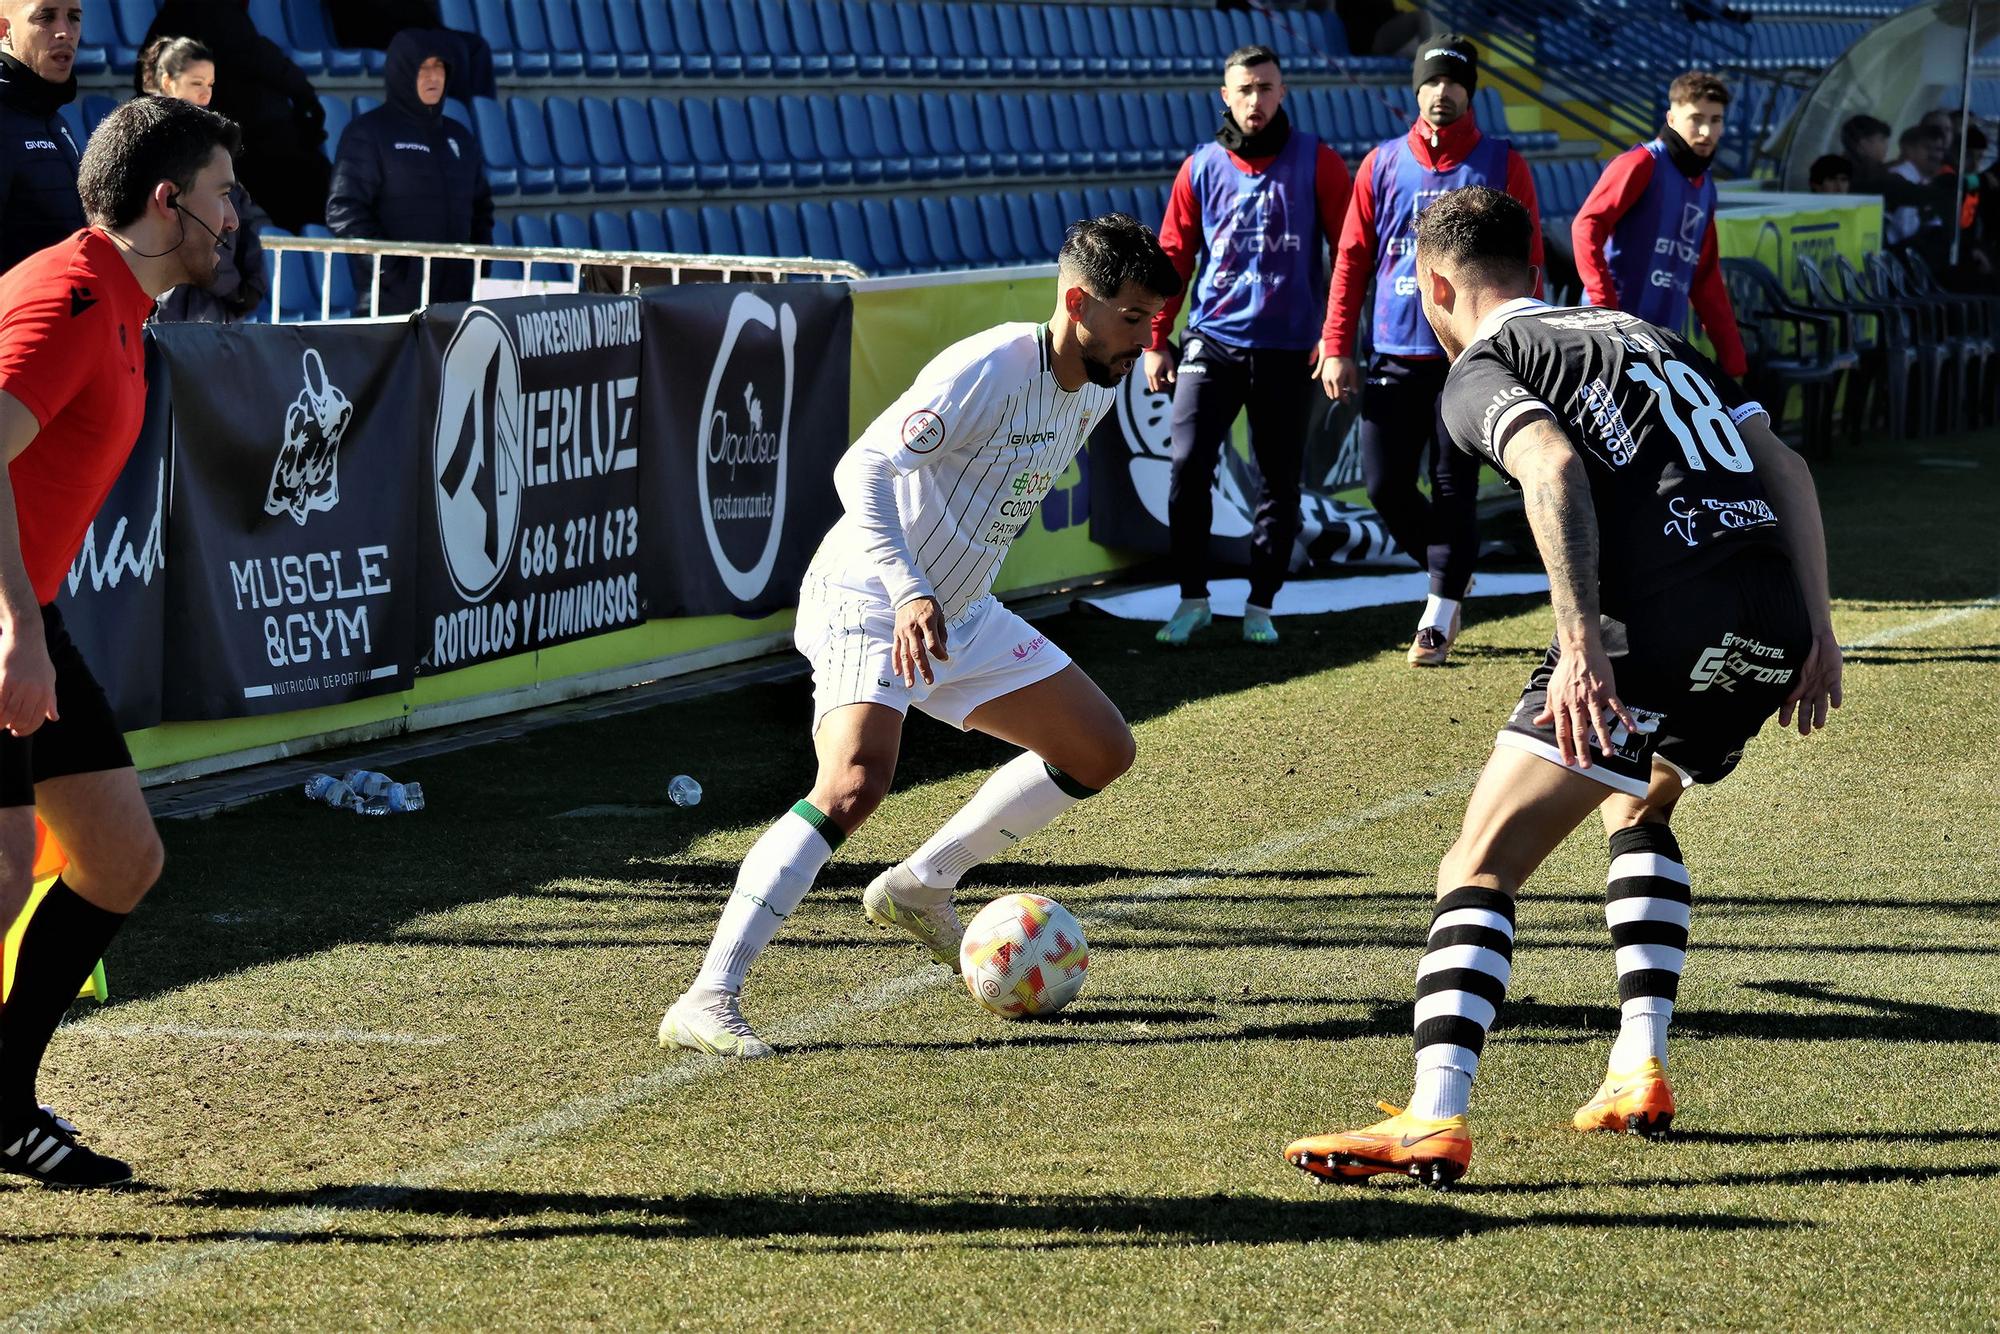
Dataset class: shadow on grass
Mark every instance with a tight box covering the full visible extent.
[6,1184,1780,1250]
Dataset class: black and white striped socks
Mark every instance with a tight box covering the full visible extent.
[1605,824,1691,1072]
[1411,886,1516,1120]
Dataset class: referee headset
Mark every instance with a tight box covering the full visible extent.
[126,185,228,258]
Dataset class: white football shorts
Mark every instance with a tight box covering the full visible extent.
[795,567,1072,734]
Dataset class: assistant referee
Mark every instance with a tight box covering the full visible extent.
[0,95,238,1187]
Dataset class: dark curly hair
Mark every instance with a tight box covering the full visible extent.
[1057,213,1182,301]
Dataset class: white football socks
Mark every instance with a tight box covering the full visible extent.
[1610,1001,1673,1071]
[1418,594,1459,635]
[905,751,1094,892]
[694,801,841,994]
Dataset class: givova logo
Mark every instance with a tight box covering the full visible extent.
[699,291,796,601]
[265,348,353,526]
[432,307,525,603]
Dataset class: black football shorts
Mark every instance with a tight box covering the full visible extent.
[1499,549,1813,798]
[0,603,134,808]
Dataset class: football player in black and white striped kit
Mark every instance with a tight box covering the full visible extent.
[1286,187,1844,1186]
[660,215,1181,1057]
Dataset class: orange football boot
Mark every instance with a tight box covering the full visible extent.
[1283,1103,1472,1189]
[1573,1058,1676,1137]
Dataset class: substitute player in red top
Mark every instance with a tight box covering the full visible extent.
[1147,43,1350,648]
[1571,71,1747,380]
[0,94,239,1187]
[1318,37,1542,667]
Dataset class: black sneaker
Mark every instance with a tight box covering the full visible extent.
[0,1106,133,1187]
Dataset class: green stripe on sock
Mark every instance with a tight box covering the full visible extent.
[1043,762,1099,800]
[790,799,845,852]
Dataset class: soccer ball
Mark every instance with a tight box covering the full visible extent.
[959,893,1090,1018]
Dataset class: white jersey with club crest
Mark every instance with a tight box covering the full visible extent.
[812,322,1112,623]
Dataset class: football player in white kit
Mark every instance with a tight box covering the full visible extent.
[660,214,1182,1057]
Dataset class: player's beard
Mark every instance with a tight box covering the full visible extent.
[180,230,225,290]
[1080,350,1128,387]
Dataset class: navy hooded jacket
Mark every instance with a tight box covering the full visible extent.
[326,30,491,314]
[0,53,83,274]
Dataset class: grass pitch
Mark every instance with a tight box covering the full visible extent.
[1,427,1996,1331]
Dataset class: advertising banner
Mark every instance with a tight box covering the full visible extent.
[159,321,419,719]
[640,283,852,617]
[50,336,171,731]
[419,296,646,672]
[1087,366,1407,570]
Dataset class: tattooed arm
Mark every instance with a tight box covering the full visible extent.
[1506,419,1637,767]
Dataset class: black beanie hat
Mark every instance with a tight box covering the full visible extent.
[1413,34,1477,95]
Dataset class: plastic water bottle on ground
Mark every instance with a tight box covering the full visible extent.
[342,770,393,799]
[667,775,702,808]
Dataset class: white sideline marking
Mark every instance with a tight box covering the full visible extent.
[7,777,1473,1329]
[551,803,667,819]
[59,1023,457,1048]
[1842,595,1998,650]
[21,589,1991,1325]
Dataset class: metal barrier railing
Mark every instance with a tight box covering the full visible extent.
[260,235,867,322]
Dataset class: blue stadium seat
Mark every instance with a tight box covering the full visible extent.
[699,204,740,255]
[1054,187,1088,231]
[1082,185,1117,221]
[888,196,934,271]
[944,196,989,267]
[679,98,754,188]
[815,0,878,78]
[642,0,698,77]
[998,94,1044,175]
[864,197,906,271]
[973,96,1016,176]
[533,99,600,192]
[663,205,703,254]
[486,216,523,282]
[745,96,799,187]
[891,3,936,78]
[1031,193,1067,257]
[921,196,967,270]
[869,94,932,180]
[1000,194,1036,262]
[733,202,773,256]
[766,201,806,258]
[504,102,568,193]
[915,93,967,178]
[527,0,586,76]
[923,3,970,78]
[715,97,781,185]
[744,0,800,76]
[837,94,895,183]
[853,0,909,78]
[991,2,1037,77]
[629,207,668,252]
[1024,94,1071,174]
[475,0,540,76]
[506,0,565,76]
[788,0,851,76]
[944,96,990,177]
[510,213,567,282]
[775,95,827,187]
[552,211,591,250]
[676,0,742,76]
[318,94,351,155]
[643,99,702,190]
[113,0,157,50]
[591,208,633,251]
[1105,7,1148,76]
[471,97,531,194]
[964,4,1011,77]
[1165,88,1199,156]
[1053,8,1098,78]
[829,197,875,271]
[260,226,315,321]
[798,199,838,260]
[545,0,613,77]
[582,96,648,190]
[81,94,120,141]
[248,0,317,75]
[579,0,651,76]
[801,95,855,186]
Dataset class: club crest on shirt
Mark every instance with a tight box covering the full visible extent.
[902,408,945,454]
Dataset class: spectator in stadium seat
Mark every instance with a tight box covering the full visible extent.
[1318,35,1542,668]
[326,29,490,315]
[1147,44,1352,648]
[1571,71,1747,382]
[1840,114,1890,173]
[141,0,330,232]
[1808,154,1851,194]
[0,0,84,274]
[143,36,268,322]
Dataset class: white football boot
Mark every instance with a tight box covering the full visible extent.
[658,988,774,1059]
[862,864,964,970]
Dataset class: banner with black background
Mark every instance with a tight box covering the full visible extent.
[158,321,420,720]
[56,288,853,725]
[418,296,645,673]
[640,283,852,618]
[50,336,172,731]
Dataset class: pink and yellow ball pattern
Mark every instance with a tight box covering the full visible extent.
[959,893,1090,1018]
